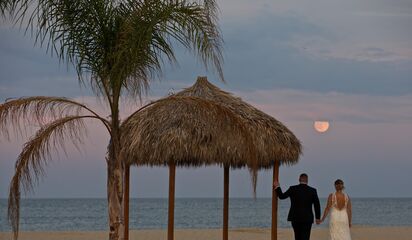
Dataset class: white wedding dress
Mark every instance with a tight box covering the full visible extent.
[329,193,352,240]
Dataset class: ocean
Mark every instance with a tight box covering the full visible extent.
[1,198,412,231]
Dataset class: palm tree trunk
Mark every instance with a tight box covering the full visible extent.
[124,165,130,240]
[107,108,125,240]
[107,158,125,240]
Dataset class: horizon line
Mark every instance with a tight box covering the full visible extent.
[1,196,412,200]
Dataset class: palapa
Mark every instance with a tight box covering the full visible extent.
[120,77,302,240]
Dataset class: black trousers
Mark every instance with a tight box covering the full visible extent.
[291,222,312,240]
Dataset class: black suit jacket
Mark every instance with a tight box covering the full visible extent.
[276,184,321,223]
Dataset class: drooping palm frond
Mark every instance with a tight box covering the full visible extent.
[7,115,103,240]
[0,96,110,139]
[0,96,111,239]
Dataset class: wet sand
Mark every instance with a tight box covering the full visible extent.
[1,226,412,240]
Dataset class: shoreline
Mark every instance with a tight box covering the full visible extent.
[2,226,412,240]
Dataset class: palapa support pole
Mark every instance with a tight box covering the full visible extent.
[223,165,229,240]
[168,162,176,240]
[124,164,130,240]
[271,160,280,240]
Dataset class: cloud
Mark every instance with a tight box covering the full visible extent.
[236,89,412,124]
[1,0,412,98]
[290,37,412,62]
[217,0,412,62]
[353,11,412,18]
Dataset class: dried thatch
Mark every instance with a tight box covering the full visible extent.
[121,96,257,168]
[121,76,302,169]
[174,76,302,168]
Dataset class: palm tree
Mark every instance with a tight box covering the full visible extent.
[0,1,223,239]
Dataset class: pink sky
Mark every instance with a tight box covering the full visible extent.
[1,89,411,198]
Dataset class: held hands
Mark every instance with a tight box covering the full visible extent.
[273,181,280,189]
[316,219,322,225]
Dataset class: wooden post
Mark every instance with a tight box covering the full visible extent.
[223,166,229,240]
[124,165,130,240]
[271,161,280,240]
[168,162,176,240]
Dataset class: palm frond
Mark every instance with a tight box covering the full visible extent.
[113,0,223,97]
[7,115,100,240]
[0,0,7,14]
[1,0,223,100]
[0,96,110,139]
[0,0,17,15]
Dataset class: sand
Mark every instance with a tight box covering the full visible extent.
[1,227,411,240]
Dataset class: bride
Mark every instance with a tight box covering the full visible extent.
[321,179,352,240]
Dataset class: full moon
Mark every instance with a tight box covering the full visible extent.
[314,121,330,133]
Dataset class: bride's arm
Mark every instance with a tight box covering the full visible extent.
[347,197,352,227]
[321,194,332,222]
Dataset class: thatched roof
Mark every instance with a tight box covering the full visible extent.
[174,76,302,168]
[120,77,302,193]
[121,96,257,168]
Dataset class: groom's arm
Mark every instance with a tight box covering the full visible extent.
[275,187,291,200]
[313,189,321,220]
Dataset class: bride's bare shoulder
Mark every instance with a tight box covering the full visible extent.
[327,193,333,200]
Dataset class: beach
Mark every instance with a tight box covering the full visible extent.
[1,227,412,240]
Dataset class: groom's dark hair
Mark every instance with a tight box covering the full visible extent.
[299,173,308,183]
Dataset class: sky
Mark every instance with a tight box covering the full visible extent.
[1,0,412,198]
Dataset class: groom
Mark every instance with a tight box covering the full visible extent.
[273,173,321,240]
